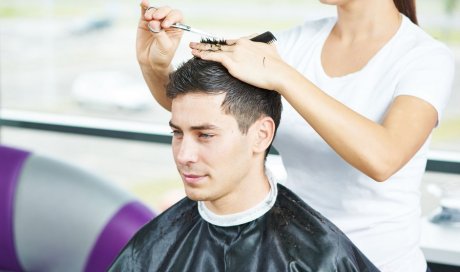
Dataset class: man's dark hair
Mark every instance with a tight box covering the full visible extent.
[166,57,282,156]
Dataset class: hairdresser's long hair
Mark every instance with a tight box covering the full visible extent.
[394,0,418,25]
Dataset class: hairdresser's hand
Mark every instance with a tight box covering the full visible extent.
[189,37,289,92]
[137,0,183,71]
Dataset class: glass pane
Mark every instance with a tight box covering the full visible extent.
[1,126,182,211]
[418,1,460,152]
[0,0,332,122]
[1,0,458,149]
[1,0,459,210]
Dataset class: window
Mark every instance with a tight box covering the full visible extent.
[1,0,459,213]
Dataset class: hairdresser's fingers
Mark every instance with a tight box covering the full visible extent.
[225,36,259,46]
[191,49,229,64]
[191,48,275,90]
[147,20,162,33]
[138,0,153,32]
[189,42,232,52]
[189,42,213,51]
[205,44,220,51]
[241,33,259,40]
[144,7,183,31]
[225,39,238,46]
[144,6,163,20]
[216,44,234,52]
[140,0,150,17]
[234,38,276,51]
[144,6,159,20]
[152,30,178,51]
[143,11,183,34]
[161,10,183,28]
[152,6,183,27]
[234,38,253,45]
[151,6,172,20]
[138,7,158,34]
[223,33,257,45]
[189,42,228,51]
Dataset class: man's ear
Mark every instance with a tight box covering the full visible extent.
[252,116,276,155]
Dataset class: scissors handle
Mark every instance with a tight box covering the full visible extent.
[145,7,218,39]
[170,23,191,31]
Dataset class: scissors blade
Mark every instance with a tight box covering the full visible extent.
[171,23,218,39]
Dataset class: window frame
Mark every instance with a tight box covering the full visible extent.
[1,108,459,174]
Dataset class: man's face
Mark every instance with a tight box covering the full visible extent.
[170,92,257,203]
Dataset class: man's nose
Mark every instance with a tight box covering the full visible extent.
[175,137,199,165]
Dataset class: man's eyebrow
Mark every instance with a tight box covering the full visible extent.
[169,121,179,129]
[190,124,219,130]
[169,121,219,131]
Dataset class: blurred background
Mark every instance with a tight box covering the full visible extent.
[1,0,459,213]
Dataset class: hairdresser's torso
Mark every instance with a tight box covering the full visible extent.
[274,13,453,272]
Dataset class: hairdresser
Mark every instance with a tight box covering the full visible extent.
[137,0,454,271]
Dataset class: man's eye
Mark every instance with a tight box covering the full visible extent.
[171,130,183,137]
[199,133,214,139]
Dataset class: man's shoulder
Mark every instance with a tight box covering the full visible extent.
[109,197,200,268]
[274,183,355,238]
[275,183,334,227]
[108,197,200,270]
[271,184,379,271]
[132,197,199,245]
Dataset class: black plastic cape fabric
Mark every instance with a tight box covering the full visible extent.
[109,184,379,272]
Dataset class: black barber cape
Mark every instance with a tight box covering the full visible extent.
[109,184,379,272]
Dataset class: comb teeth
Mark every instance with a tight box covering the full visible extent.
[250,31,277,44]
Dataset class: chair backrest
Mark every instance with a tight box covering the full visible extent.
[0,145,155,272]
[0,145,29,271]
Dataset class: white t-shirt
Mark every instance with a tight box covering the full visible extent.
[273,15,455,272]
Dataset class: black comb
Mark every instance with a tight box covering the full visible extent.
[250,31,277,44]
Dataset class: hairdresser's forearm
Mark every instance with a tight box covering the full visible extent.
[274,65,434,182]
[140,63,173,111]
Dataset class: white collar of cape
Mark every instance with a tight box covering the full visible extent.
[197,169,278,227]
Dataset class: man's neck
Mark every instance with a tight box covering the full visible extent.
[203,170,271,215]
[197,169,278,227]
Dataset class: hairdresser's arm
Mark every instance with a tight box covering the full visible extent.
[190,40,437,182]
[274,67,437,182]
[137,0,183,111]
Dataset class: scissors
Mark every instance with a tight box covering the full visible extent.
[145,6,218,39]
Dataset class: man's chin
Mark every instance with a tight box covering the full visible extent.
[186,195,201,201]
[184,189,206,201]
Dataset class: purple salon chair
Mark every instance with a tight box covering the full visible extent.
[0,144,155,272]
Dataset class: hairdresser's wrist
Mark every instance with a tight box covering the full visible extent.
[270,60,297,95]
[144,66,172,89]
[139,61,171,76]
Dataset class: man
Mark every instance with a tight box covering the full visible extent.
[109,56,379,271]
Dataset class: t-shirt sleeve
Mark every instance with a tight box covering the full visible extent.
[394,43,455,123]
